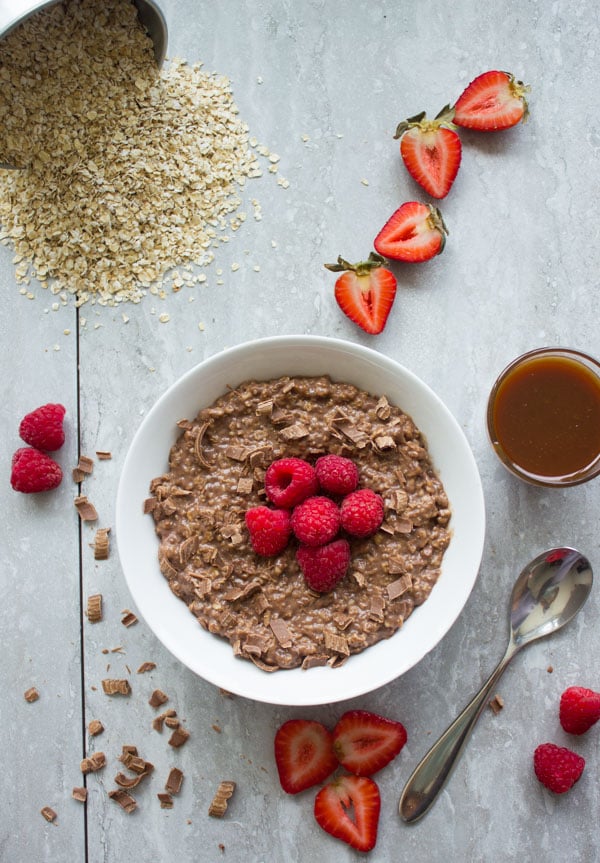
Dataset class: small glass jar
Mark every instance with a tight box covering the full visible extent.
[486,347,600,487]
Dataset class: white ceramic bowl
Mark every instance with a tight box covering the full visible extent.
[116,336,485,705]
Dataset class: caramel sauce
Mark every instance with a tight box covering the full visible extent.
[492,354,600,479]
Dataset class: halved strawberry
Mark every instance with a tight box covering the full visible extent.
[314,775,380,852]
[324,252,397,335]
[332,709,407,776]
[274,719,338,794]
[453,71,530,131]
[395,105,462,199]
[373,201,447,263]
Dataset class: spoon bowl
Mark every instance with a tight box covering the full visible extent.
[399,547,593,823]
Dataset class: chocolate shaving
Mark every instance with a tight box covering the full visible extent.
[255,398,274,415]
[168,726,190,748]
[152,708,177,732]
[279,422,309,441]
[194,421,213,468]
[108,789,137,814]
[269,406,293,425]
[224,579,262,603]
[331,419,369,448]
[95,450,112,460]
[120,753,152,775]
[301,654,329,669]
[323,631,350,656]
[118,745,138,761]
[74,495,98,521]
[149,689,169,708]
[72,787,87,803]
[158,793,174,809]
[369,595,385,622]
[395,518,414,534]
[72,455,94,482]
[121,610,138,627]
[137,662,156,674]
[269,618,293,648]
[24,686,39,702]
[387,574,412,600]
[143,497,157,514]
[248,655,280,672]
[88,719,104,736]
[40,806,57,822]
[165,767,184,795]
[102,679,131,696]
[373,435,396,452]
[208,781,236,818]
[236,476,254,495]
[178,535,198,564]
[375,395,391,420]
[94,528,111,560]
[224,445,248,462]
[489,694,505,715]
[164,715,180,729]
[86,594,103,622]
[81,752,106,774]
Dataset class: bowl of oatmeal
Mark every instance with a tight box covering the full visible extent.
[116,335,485,705]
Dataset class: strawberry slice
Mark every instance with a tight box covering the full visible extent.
[332,709,407,776]
[274,719,338,794]
[453,70,530,131]
[324,252,397,335]
[373,201,447,263]
[395,105,462,198]
[314,775,380,852]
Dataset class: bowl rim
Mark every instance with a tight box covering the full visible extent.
[116,335,486,705]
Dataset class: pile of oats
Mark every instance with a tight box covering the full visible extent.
[0,0,269,305]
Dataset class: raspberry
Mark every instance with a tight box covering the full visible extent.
[265,458,319,508]
[291,496,340,547]
[245,506,291,556]
[559,686,600,735]
[533,743,585,794]
[19,403,66,452]
[11,447,63,493]
[340,489,384,538]
[315,454,359,496]
[296,539,351,592]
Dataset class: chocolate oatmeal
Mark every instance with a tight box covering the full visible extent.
[147,376,451,671]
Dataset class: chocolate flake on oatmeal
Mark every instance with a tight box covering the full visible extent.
[148,376,451,672]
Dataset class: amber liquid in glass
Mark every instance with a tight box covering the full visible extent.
[492,355,600,479]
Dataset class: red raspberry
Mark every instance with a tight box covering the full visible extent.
[291,496,340,547]
[19,403,66,452]
[559,686,600,735]
[533,743,585,794]
[315,454,359,496]
[245,506,291,556]
[11,447,63,493]
[296,539,351,592]
[340,489,384,538]
[265,458,318,508]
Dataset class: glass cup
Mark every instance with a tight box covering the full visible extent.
[486,347,600,487]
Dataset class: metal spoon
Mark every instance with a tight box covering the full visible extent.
[399,547,593,824]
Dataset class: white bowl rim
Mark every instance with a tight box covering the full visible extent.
[116,335,486,705]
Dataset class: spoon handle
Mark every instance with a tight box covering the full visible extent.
[399,647,515,823]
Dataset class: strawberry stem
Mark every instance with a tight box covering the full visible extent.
[394,105,456,139]
[324,251,387,275]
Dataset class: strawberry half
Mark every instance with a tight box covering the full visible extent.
[453,70,530,131]
[395,105,462,199]
[324,252,397,335]
[373,201,447,263]
[314,775,380,852]
[332,709,407,776]
[274,719,338,794]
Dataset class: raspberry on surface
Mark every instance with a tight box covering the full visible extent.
[296,539,351,592]
[19,403,66,452]
[264,458,318,508]
[245,506,291,556]
[291,496,341,547]
[533,743,585,794]
[10,447,63,493]
[340,488,384,538]
[314,454,359,496]
[559,685,600,735]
